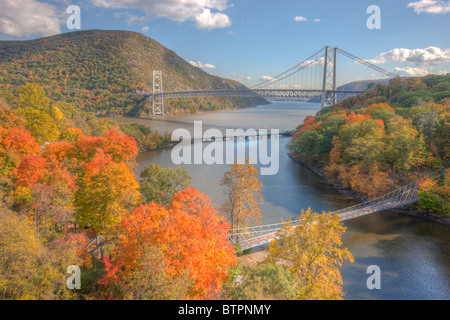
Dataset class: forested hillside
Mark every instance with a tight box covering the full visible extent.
[289,74,450,215]
[0,30,262,115]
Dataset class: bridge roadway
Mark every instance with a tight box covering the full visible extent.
[143,88,364,100]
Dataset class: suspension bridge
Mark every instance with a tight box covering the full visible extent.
[227,168,446,251]
[87,168,446,256]
[140,46,398,115]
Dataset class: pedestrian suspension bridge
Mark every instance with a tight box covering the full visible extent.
[226,168,446,251]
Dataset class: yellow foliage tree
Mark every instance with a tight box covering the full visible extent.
[0,208,81,300]
[268,208,353,300]
[220,158,264,232]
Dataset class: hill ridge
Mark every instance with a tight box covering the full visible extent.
[0,29,257,115]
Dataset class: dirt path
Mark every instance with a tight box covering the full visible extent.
[238,246,270,267]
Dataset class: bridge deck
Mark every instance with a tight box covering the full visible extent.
[143,88,364,100]
[235,200,416,251]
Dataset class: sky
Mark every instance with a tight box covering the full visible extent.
[1,0,450,86]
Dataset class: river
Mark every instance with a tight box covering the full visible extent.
[109,101,450,300]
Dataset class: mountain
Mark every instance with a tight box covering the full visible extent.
[0,29,263,115]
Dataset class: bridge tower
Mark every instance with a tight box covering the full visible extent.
[321,46,337,109]
[152,70,164,115]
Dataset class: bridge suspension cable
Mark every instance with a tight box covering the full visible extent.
[250,47,325,89]
[254,55,325,90]
[336,48,398,78]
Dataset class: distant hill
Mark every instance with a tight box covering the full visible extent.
[300,79,393,103]
[337,78,391,92]
[0,30,263,115]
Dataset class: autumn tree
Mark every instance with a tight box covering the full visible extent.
[0,125,41,206]
[222,262,296,300]
[75,152,140,235]
[220,159,264,232]
[0,108,24,130]
[139,163,191,206]
[101,127,138,166]
[268,209,353,300]
[416,106,440,150]
[13,84,63,144]
[417,169,450,215]
[362,102,396,124]
[383,115,426,182]
[14,153,77,239]
[17,83,51,110]
[14,107,59,144]
[0,208,84,300]
[327,116,389,196]
[100,187,237,299]
[59,127,85,144]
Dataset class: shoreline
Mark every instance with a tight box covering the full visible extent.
[103,103,263,120]
[289,155,450,226]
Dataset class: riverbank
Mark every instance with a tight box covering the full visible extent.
[289,155,450,226]
[137,140,177,154]
[105,103,262,119]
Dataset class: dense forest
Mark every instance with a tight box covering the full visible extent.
[289,74,450,216]
[0,30,264,115]
[0,83,170,152]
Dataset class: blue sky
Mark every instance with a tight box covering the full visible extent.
[1,0,450,86]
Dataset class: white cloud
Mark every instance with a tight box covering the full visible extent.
[195,8,231,29]
[189,60,216,69]
[294,16,308,22]
[300,57,324,67]
[91,0,231,29]
[0,0,62,38]
[314,18,321,22]
[407,0,450,14]
[368,46,450,64]
[142,26,149,32]
[260,75,274,81]
[394,67,430,76]
[233,73,252,82]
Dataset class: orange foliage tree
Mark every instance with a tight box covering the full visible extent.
[13,152,78,238]
[100,187,237,299]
